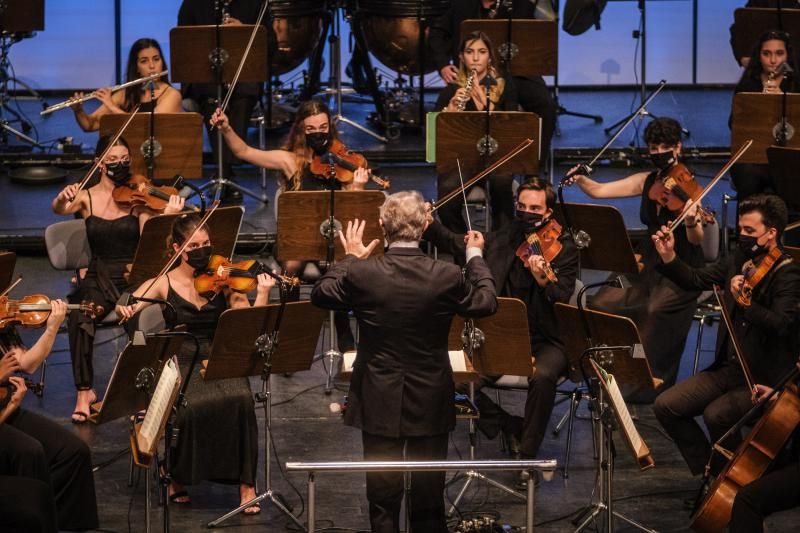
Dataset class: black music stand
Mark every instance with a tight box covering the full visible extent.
[169,23,268,202]
[732,93,800,164]
[203,301,324,529]
[127,206,243,288]
[435,111,539,232]
[554,202,641,276]
[100,113,204,180]
[276,190,385,394]
[554,302,657,533]
[768,146,800,210]
[445,298,536,514]
[0,250,14,291]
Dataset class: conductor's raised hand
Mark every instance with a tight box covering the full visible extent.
[339,218,380,259]
[210,108,231,132]
[651,225,676,263]
[464,230,485,251]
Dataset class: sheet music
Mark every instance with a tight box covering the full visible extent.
[592,360,652,469]
[137,357,180,455]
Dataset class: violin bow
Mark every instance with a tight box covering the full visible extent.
[217,1,270,116]
[0,277,22,298]
[560,80,667,185]
[456,158,472,233]
[432,138,534,212]
[135,201,221,303]
[667,139,753,232]
[713,284,757,392]
[68,104,142,205]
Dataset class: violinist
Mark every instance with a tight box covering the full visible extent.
[434,30,519,233]
[51,135,184,424]
[565,117,705,395]
[729,358,800,533]
[424,177,578,487]
[0,299,99,531]
[116,213,273,513]
[211,100,369,192]
[71,38,183,132]
[651,194,800,492]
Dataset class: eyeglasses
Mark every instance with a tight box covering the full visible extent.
[105,157,131,164]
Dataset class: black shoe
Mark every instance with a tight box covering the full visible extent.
[516,469,541,491]
[220,186,243,206]
[502,415,524,459]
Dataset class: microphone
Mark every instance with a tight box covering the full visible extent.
[173,174,207,215]
[118,292,177,318]
[779,62,794,77]
[480,74,497,89]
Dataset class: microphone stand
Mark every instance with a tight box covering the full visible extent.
[480,76,496,232]
[145,81,157,180]
[776,66,793,147]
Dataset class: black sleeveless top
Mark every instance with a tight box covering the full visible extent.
[86,190,140,288]
[640,171,705,268]
[138,95,158,113]
[299,164,343,191]
[164,279,227,343]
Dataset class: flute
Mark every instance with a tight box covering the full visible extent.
[40,71,168,116]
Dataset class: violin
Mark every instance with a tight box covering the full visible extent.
[308,139,391,190]
[736,247,793,307]
[0,294,102,329]
[514,217,563,283]
[647,162,716,224]
[112,174,187,212]
[193,255,300,296]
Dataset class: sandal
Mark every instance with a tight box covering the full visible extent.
[243,502,261,515]
[71,411,90,424]
[169,490,191,504]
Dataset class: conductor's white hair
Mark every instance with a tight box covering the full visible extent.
[379,191,427,243]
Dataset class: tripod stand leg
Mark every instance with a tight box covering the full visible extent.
[334,114,388,143]
[446,471,475,516]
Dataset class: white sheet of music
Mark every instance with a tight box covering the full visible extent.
[137,357,180,455]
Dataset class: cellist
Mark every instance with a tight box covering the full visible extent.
[651,194,800,502]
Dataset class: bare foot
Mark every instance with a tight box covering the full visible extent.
[240,484,260,515]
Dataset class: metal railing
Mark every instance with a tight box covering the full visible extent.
[286,459,558,532]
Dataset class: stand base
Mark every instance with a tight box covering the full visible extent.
[199,176,269,204]
[573,502,658,533]
[207,488,304,529]
[446,469,525,517]
[313,348,341,395]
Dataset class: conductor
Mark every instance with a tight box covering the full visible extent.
[311,191,497,533]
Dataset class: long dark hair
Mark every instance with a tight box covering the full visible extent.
[740,30,797,87]
[123,38,171,111]
[281,100,340,190]
[94,134,130,157]
[168,213,209,251]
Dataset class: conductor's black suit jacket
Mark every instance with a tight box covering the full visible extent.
[311,246,497,438]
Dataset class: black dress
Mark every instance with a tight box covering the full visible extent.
[0,329,98,531]
[68,190,140,389]
[165,280,258,487]
[589,171,705,395]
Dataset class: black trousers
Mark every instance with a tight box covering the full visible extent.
[0,408,98,530]
[730,460,800,533]
[361,431,449,533]
[653,363,752,476]
[513,75,556,165]
[473,341,567,458]
[0,476,57,533]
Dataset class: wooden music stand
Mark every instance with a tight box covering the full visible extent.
[202,301,323,380]
[731,8,800,63]
[100,113,203,179]
[555,303,657,395]
[448,297,534,378]
[0,0,44,32]
[0,251,15,291]
[767,145,800,210]
[460,19,557,77]
[169,25,268,84]
[554,203,640,275]
[203,301,322,529]
[435,112,540,177]
[89,335,184,425]
[127,206,243,288]
[731,93,800,164]
[276,191,386,262]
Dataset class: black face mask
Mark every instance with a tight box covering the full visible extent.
[514,211,546,234]
[650,151,676,171]
[105,161,131,184]
[737,233,769,259]
[305,132,330,155]
[185,246,212,272]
